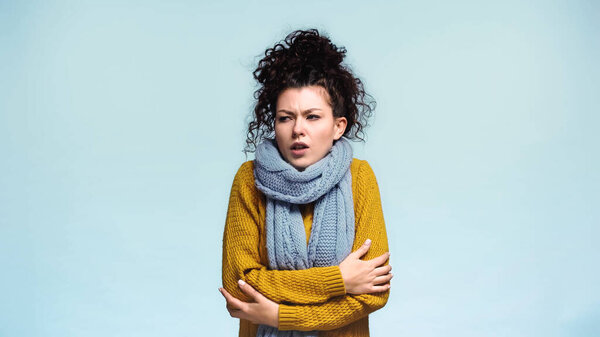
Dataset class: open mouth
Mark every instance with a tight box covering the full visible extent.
[291,142,309,156]
[291,144,308,150]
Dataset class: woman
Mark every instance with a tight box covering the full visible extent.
[219,29,391,337]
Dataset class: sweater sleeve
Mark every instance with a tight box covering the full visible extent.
[221,161,347,306]
[278,160,390,331]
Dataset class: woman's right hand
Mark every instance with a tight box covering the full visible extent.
[339,239,392,294]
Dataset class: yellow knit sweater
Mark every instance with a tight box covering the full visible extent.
[222,158,390,336]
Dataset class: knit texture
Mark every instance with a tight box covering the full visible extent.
[222,158,390,337]
[253,137,354,337]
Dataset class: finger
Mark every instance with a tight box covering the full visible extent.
[227,307,241,318]
[373,264,392,276]
[237,279,262,301]
[219,288,245,310]
[368,251,390,267]
[226,302,242,312]
[373,272,393,285]
[350,239,372,258]
[369,283,391,293]
[227,306,242,318]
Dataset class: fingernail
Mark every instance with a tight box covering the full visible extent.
[238,279,246,286]
[365,239,371,245]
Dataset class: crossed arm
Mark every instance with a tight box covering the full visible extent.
[220,239,391,329]
[220,160,390,331]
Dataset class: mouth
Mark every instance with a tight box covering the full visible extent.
[291,142,309,150]
[290,142,309,156]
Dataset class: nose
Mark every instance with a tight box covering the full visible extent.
[292,118,305,138]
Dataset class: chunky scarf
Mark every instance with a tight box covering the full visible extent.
[253,137,355,337]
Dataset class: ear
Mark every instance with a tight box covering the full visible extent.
[333,117,348,140]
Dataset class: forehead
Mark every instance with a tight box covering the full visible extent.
[276,86,332,112]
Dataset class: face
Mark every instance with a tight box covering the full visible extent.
[274,85,347,171]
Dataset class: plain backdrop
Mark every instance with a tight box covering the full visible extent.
[1,0,598,336]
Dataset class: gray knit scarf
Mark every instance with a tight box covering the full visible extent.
[253,137,355,337]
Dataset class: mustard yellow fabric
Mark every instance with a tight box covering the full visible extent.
[222,158,390,336]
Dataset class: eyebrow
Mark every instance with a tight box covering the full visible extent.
[276,108,323,115]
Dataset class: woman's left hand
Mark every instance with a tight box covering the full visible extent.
[219,280,279,328]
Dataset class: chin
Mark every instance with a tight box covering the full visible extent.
[288,158,309,171]
[291,162,307,171]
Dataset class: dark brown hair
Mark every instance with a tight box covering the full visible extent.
[244,28,375,153]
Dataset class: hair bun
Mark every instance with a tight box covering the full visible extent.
[286,29,346,69]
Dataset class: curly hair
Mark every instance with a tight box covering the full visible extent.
[244,28,375,154]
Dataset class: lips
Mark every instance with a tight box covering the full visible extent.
[290,142,309,157]
[291,142,309,150]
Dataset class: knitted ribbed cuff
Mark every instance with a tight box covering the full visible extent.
[321,266,346,297]
[278,304,298,331]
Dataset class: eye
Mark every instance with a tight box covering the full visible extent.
[307,114,320,120]
[277,116,290,122]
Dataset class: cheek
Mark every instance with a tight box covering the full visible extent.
[275,121,292,132]
[274,124,285,140]
[313,124,336,141]
[311,129,335,154]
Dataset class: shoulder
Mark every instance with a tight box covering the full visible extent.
[350,158,378,183]
[230,160,258,193]
[234,160,255,179]
[350,158,380,198]
[228,160,266,209]
[350,159,384,218]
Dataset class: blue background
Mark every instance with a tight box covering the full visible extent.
[1,0,598,336]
